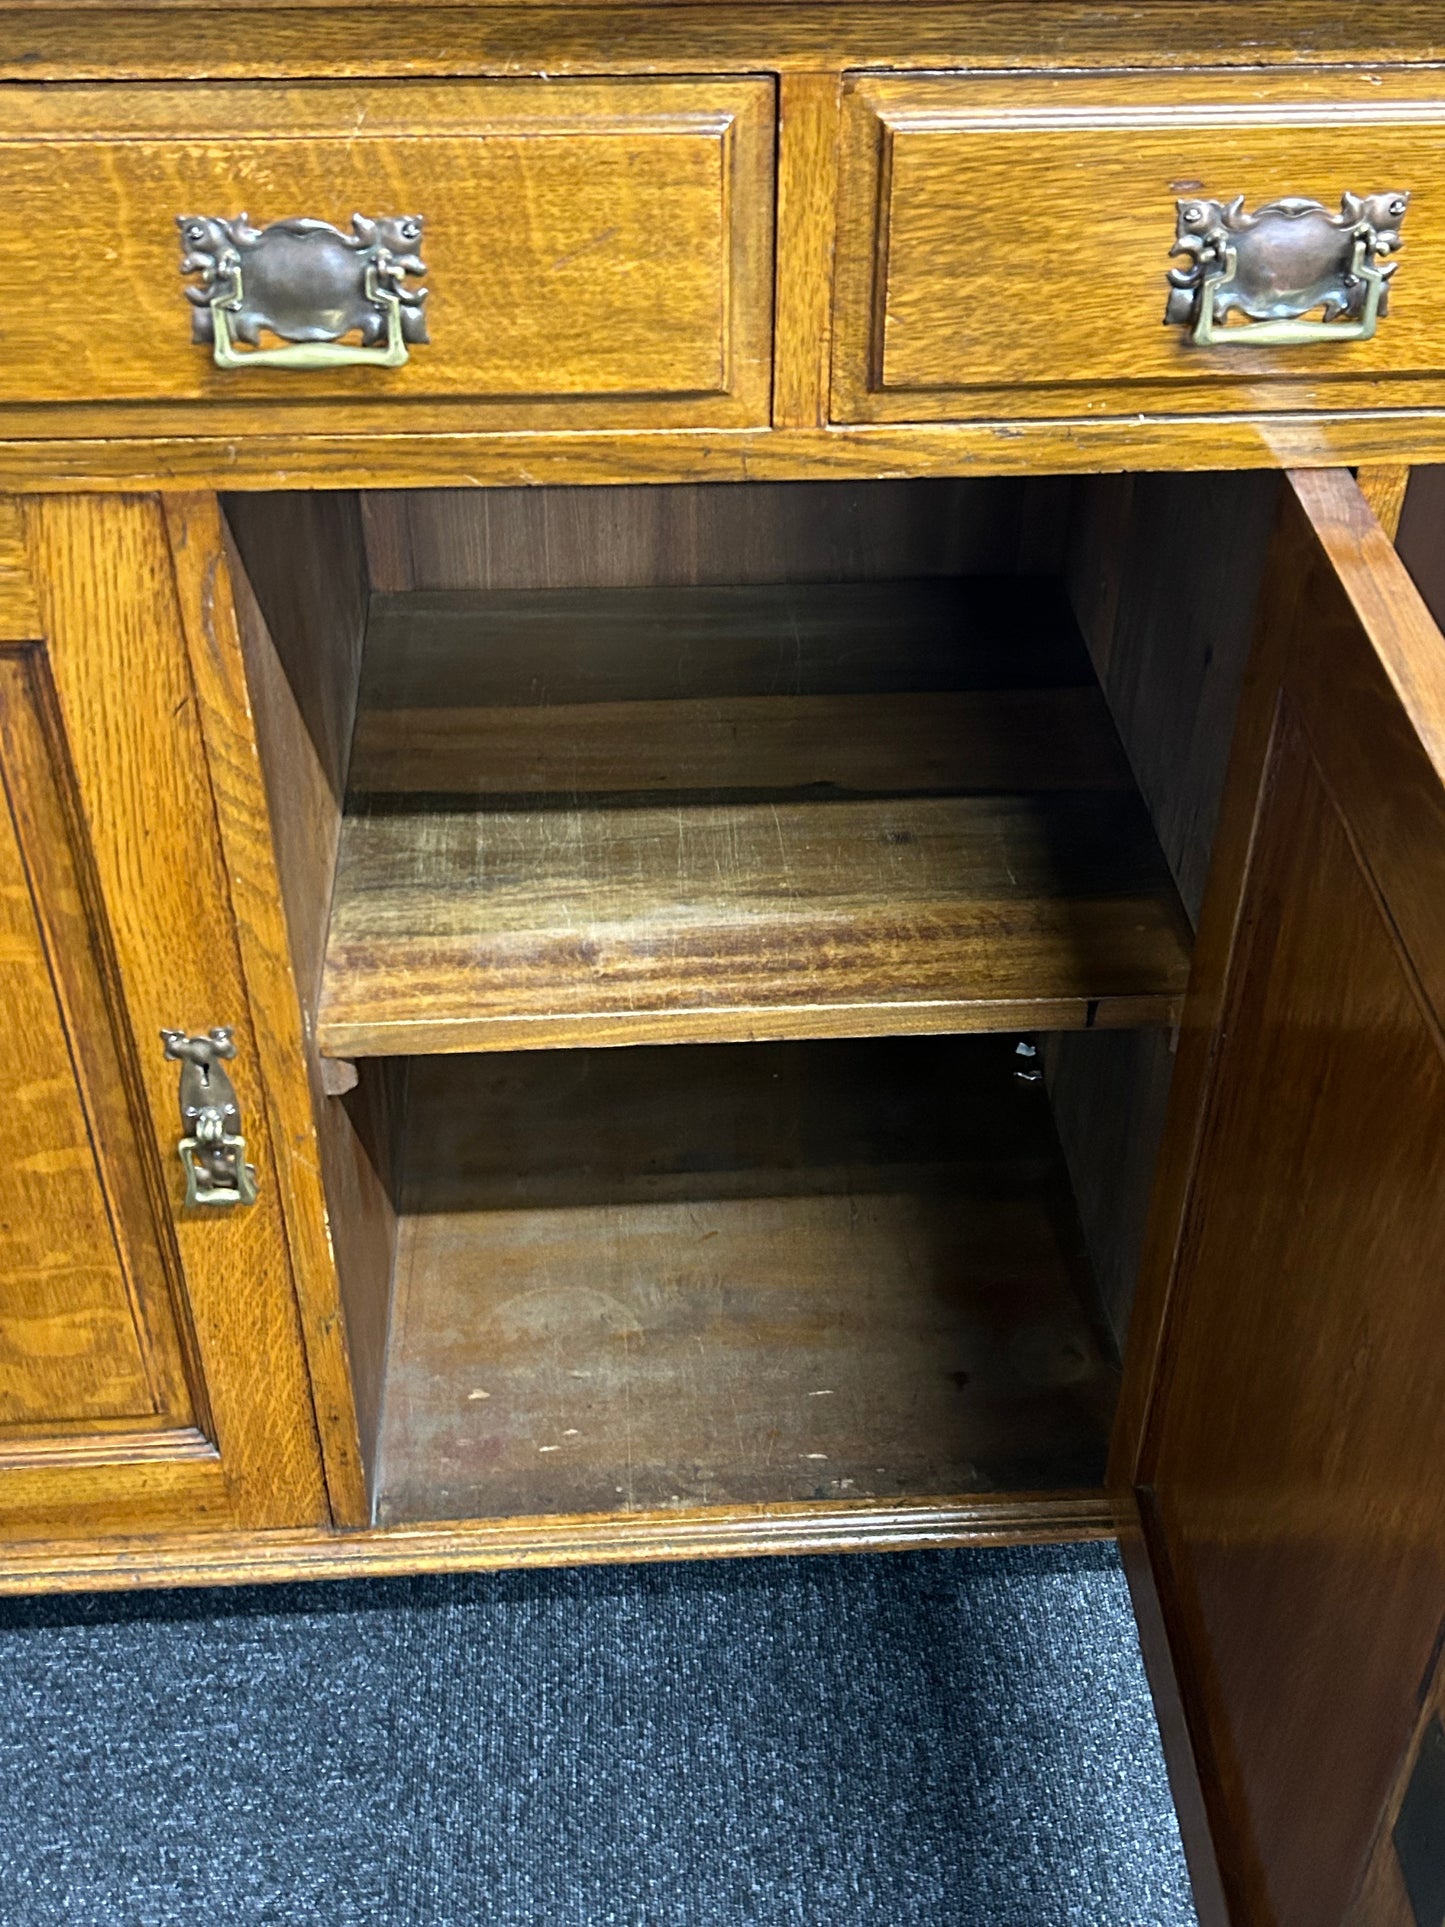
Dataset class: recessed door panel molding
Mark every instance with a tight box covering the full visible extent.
[0,646,198,1440]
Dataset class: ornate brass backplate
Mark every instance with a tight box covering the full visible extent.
[1165,191,1408,346]
[176,213,429,369]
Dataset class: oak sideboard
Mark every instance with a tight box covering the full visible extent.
[3,5,1445,1922]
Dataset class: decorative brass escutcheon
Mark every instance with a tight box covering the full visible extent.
[160,1027,259,1208]
[1164,191,1409,346]
[176,213,429,369]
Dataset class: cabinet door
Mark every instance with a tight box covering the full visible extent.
[0,497,325,1541]
[1131,470,1445,1927]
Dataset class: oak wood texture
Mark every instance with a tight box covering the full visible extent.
[376,1036,1118,1525]
[23,416,1445,496]
[0,495,327,1539]
[1133,470,1445,1927]
[0,78,774,430]
[1356,462,1411,540]
[833,69,1445,425]
[0,649,196,1438]
[316,579,1191,1056]
[0,1491,1116,1597]
[166,493,371,1525]
[4,3,1443,83]
[0,503,39,641]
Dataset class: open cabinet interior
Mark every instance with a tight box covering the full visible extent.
[224,471,1277,1529]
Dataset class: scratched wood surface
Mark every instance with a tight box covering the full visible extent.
[375,1035,1119,1524]
[318,579,1191,1054]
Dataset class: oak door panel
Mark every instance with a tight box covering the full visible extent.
[0,496,327,1539]
[1137,469,1445,1927]
[833,69,1445,423]
[0,650,195,1434]
[0,79,775,434]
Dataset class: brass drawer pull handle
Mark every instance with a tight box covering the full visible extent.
[176,213,429,370]
[1165,191,1408,346]
[160,1027,259,1208]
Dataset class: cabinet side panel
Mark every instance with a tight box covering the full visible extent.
[221,497,392,1516]
[1048,471,1276,1351]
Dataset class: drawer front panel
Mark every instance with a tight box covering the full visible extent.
[833,70,1445,424]
[0,78,774,428]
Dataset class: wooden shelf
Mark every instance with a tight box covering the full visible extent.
[374,1035,1118,1526]
[317,580,1192,1056]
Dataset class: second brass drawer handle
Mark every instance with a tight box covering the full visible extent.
[176,213,429,370]
[1165,191,1408,347]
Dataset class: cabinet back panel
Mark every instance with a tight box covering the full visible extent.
[362,478,1076,592]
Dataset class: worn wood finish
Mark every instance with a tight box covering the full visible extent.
[317,579,1190,1055]
[23,415,1445,494]
[4,2,1443,83]
[377,1036,1118,1524]
[8,495,327,1535]
[0,79,774,428]
[0,1490,1116,1597]
[361,478,1075,592]
[1136,470,1445,1927]
[834,69,1445,425]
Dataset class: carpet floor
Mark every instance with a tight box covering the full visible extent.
[0,1540,1197,1926]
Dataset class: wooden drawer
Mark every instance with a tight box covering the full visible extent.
[832,69,1445,425]
[0,78,774,432]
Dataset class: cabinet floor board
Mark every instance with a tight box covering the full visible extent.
[374,1036,1118,1527]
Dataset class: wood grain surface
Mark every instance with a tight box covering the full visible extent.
[317,578,1190,1055]
[21,416,1445,495]
[0,650,194,1433]
[0,79,774,427]
[4,496,327,1537]
[376,1035,1118,1524]
[168,494,372,1524]
[834,69,1445,424]
[3,3,1442,83]
[0,1490,1117,1597]
[1134,470,1445,1927]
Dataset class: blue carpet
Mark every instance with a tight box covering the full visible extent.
[0,1541,1197,1926]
